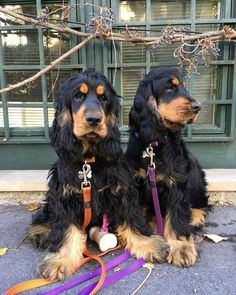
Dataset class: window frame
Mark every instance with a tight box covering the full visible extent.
[0,0,236,145]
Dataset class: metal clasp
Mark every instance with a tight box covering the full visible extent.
[142,146,156,169]
[79,163,92,189]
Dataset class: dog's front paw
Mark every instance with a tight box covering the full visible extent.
[38,255,76,281]
[127,235,170,263]
[150,235,170,263]
[167,238,197,267]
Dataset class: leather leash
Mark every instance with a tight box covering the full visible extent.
[5,155,146,295]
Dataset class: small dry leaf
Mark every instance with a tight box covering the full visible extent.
[0,247,8,256]
[113,266,121,273]
[143,262,154,270]
[27,203,41,211]
[204,234,228,243]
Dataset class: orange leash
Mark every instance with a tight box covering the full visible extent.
[82,186,92,230]
[5,245,122,295]
[5,156,112,295]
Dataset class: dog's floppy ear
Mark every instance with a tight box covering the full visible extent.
[50,97,75,157]
[50,79,76,156]
[129,94,148,132]
[129,80,161,144]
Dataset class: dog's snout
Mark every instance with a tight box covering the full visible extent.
[191,102,201,114]
[85,114,102,127]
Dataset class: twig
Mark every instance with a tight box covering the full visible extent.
[0,34,96,94]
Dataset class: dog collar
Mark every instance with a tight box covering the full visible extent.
[134,132,159,148]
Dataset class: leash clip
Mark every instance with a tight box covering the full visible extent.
[79,163,92,189]
[142,146,155,169]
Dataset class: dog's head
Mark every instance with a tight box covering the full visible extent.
[51,69,120,158]
[130,67,201,134]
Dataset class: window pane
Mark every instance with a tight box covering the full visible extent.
[151,0,191,20]
[0,108,3,128]
[43,30,75,64]
[150,26,190,64]
[121,29,146,63]
[2,30,39,65]
[122,68,145,100]
[48,108,55,127]
[0,4,37,26]
[42,1,69,22]
[196,0,223,19]
[121,68,145,125]
[5,71,42,102]
[191,66,217,101]
[46,70,80,102]
[120,0,146,22]
[8,107,44,127]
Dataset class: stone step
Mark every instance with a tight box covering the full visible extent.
[0,169,235,204]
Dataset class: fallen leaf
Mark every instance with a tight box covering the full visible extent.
[143,262,154,270]
[113,266,121,273]
[204,234,228,243]
[0,247,8,256]
[27,203,41,211]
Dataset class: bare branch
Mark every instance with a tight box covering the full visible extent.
[0,34,96,94]
[0,4,235,93]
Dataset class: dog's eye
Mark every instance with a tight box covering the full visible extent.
[99,95,107,102]
[74,93,84,102]
[167,84,175,92]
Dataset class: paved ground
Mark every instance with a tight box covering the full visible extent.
[0,204,236,295]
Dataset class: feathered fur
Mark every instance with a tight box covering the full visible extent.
[29,69,169,280]
[126,67,209,267]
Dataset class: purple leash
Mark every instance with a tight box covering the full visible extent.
[143,141,164,236]
[40,251,132,295]
[78,258,145,295]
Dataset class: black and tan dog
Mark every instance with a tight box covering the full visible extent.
[28,69,169,281]
[126,67,209,267]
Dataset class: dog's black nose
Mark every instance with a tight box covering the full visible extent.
[191,102,201,114]
[85,114,102,127]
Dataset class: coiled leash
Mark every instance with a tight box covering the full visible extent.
[5,157,145,295]
[143,141,164,236]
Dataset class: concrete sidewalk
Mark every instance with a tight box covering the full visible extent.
[0,204,236,295]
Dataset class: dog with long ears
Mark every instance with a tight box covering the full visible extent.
[28,69,169,280]
[126,67,209,267]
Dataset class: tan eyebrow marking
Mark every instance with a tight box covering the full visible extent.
[79,83,88,94]
[96,85,104,95]
[172,78,180,86]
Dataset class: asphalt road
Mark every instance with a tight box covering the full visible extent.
[0,204,236,295]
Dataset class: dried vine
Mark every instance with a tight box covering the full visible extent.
[0,4,235,93]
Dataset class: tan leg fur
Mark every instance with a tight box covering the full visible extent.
[116,224,169,263]
[164,214,197,267]
[38,225,86,280]
[191,208,207,228]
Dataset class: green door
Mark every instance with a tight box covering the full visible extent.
[0,0,236,169]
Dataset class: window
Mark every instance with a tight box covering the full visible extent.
[0,0,85,143]
[0,0,236,145]
[108,0,236,142]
